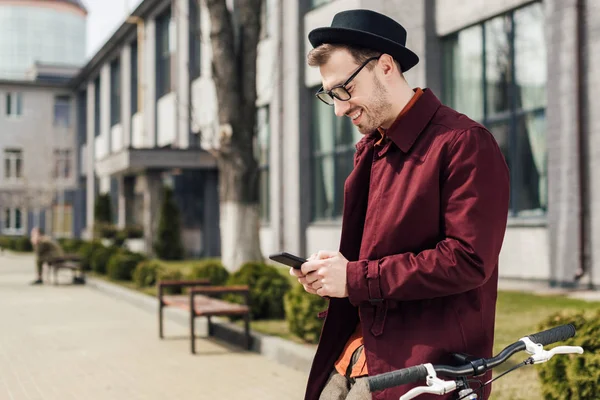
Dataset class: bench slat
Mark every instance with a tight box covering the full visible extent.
[162,295,249,316]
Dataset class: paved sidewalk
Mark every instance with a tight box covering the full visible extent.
[0,252,308,400]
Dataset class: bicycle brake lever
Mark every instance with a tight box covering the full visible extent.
[399,364,457,400]
[521,337,584,364]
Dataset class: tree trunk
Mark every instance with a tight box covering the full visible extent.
[205,0,264,271]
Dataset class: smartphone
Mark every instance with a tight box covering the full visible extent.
[269,252,307,269]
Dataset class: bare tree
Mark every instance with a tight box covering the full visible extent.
[204,0,264,271]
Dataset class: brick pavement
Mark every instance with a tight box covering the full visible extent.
[0,252,308,400]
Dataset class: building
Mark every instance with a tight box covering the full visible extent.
[1,0,599,288]
[0,0,85,238]
[0,0,87,80]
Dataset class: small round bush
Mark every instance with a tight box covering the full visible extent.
[284,283,328,344]
[106,253,140,281]
[157,269,185,295]
[226,262,291,320]
[133,260,164,288]
[14,236,33,252]
[190,259,229,286]
[77,241,105,271]
[58,238,86,254]
[536,310,600,400]
[0,236,15,250]
[91,245,119,274]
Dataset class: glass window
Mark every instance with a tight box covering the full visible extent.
[131,42,139,114]
[52,204,73,237]
[5,92,23,117]
[156,9,172,98]
[311,0,331,9]
[442,2,546,217]
[94,76,100,137]
[54,95,71,127]
[2,208,25,234]
[311,88,361,221]
[53,149,72,180]
[4,149,23,180]
[255,106,270,223]
[189,0,201,79]
[110,59,121,126]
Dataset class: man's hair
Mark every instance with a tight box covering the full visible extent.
[307,43,403,76]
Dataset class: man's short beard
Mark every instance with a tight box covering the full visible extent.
[358,76,391,135]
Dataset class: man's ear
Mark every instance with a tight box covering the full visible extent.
[378,54,396,77]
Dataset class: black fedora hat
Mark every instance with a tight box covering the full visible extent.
[308,9,419,73]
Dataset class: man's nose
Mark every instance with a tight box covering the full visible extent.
[333,99,350,117]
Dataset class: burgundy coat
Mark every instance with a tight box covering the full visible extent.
[304,89,510,400]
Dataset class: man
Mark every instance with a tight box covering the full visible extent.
[291,9,510,400]
[30,227,63,285]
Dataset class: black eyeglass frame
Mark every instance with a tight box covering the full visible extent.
[315,55,382,106]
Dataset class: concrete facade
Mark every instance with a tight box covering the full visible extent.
[0,81,78,237]
[2,0,599,288]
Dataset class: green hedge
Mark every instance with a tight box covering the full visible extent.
[0,236,33,252]
[14,236,33,252]
[284,283,328,344]
[158,269,184,294]
[58,238,86,254]
[133,260,164,288]
[107,253,140,281]
[0,236,15,250]
[226,262,291,320]
[91,245,119,274]
[190,259,229,286]
[77,241,105,271]
[536,310,600,400]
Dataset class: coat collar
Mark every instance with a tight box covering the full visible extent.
[386,88,441,153]
[354,89,442,154]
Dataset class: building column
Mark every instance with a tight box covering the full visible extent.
[121,45,132,149]
[176,0,190,149]
[546,0,583,285]
[101,64,111,155]
[117,175,126,229]
[85,81,96,239]
[282,0,302,255]
[584,0,600,288]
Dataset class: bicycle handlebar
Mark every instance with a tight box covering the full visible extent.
[367,323,576,393]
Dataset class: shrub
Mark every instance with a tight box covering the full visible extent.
[95,222,118,240]
[106,253,140,281]
[226,262,291,320]
[133,260,164,288]
[157,269,185,295]
[90,245,119,275]
[190,259,229,286]
[536,310,600,400]
[0,236,15,250]
[58,238,86,254]
[77,241,105,271]
[124,225,144,239]
[94,193,112,224]
[284,283,328,344]
[14,236,33,252]
[153,186,184,260]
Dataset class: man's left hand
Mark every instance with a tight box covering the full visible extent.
[300,250,349,298]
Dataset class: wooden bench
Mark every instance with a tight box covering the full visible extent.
[158,280,252,354]
[46,254,85,285]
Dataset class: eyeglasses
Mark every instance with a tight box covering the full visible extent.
[315,55,381,106]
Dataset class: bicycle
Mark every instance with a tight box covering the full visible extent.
[366,324,584,399]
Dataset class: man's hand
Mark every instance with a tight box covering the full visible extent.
[289,251,349,298]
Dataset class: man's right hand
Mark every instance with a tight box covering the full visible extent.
[290,251,333,295]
